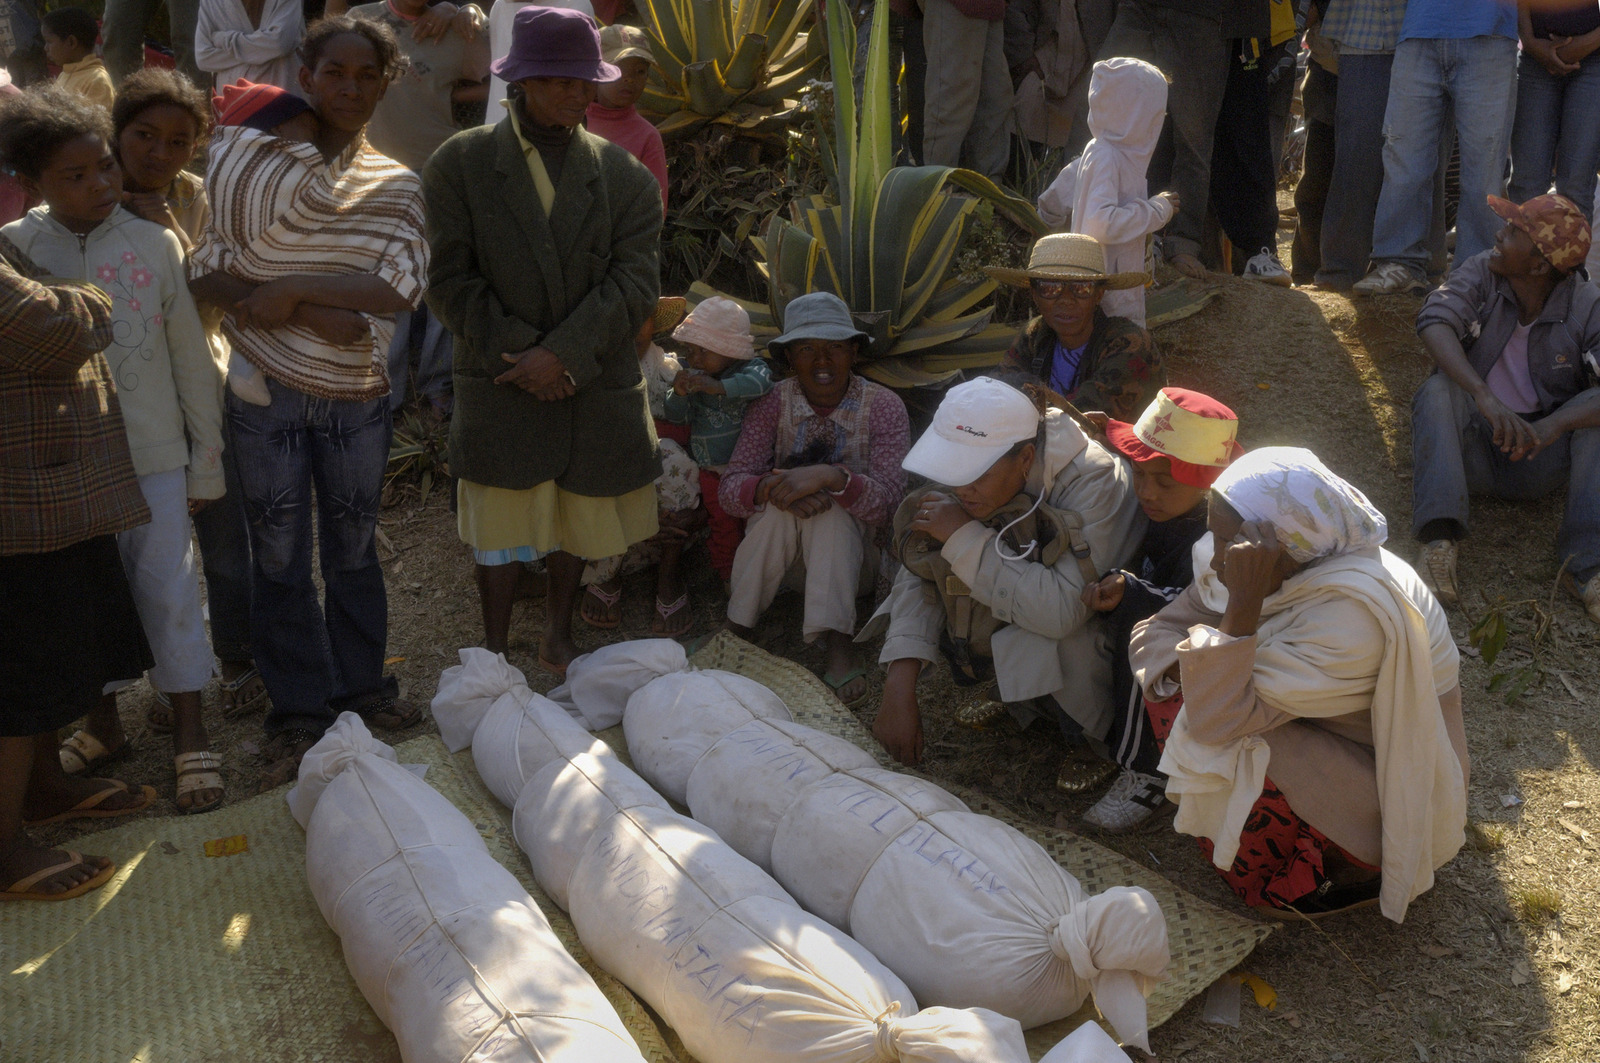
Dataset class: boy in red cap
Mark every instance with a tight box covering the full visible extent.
[1078,386,1242,831]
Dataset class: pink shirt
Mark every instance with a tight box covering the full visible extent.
[585,102,668,212]
[1484,321,1540,414]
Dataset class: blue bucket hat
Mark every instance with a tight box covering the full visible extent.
[767,292,872,354]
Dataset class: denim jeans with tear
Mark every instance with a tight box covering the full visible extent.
[1411,373,1600,582]
[228,377,397,737]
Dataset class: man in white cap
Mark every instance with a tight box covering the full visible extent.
[861,377,1142,776]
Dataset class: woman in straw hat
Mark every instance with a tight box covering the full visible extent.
[423,6,663,674]
[988,232,1163,422]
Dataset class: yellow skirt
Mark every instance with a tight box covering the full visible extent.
[457,479,659,561]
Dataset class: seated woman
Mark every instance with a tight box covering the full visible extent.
[988,232,1162,423]
[1130,447,1469,921]
[720,292,910,707]
[864,376,1143,770]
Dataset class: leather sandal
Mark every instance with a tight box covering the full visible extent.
[1054,752,1118,795]
[174,751,225,815]
[58,730,128,776]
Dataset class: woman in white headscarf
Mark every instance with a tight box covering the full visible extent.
[1129,448,1468,921]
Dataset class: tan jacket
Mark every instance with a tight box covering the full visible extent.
[864,411,1144,737]
[1129,584,1469,867]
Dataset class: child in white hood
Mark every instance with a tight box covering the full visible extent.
[1037,58,1175,327]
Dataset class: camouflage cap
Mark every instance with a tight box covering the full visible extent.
[1488,193,1591,273]
[600,24,655,66]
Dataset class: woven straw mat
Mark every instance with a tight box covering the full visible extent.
[0,735,680,1063]
[685,630,1274,1059]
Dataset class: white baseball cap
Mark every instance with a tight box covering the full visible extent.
[903,377,1041,487]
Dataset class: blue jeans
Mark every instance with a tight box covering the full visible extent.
[1509,50,1600,222]
[1411,373,1600,582]
[385,305,455,413]
[228,378,397,736]
[1371,36,1519,274]
[190,418,253,663]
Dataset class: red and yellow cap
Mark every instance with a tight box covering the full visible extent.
[1105,387,1242,488]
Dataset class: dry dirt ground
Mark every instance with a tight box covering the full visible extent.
[42,234,1600,1063]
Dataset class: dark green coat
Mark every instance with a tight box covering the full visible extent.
[423,115,662,495]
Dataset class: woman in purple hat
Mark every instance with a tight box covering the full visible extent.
[423,6,663,674]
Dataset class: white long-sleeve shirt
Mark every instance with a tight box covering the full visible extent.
[194,0,304,93]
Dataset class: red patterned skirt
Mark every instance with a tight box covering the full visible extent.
[1145,695,1378,909]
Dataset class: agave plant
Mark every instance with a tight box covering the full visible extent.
[637,0,824,139]
[691,0,1048,385]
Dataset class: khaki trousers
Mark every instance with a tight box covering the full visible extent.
[726,504,873,642]
[918,0,1013,180]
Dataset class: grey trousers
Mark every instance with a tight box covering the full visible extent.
[102,0,201,85]
[919,0,1013,181]
[1411,373,1600,582]
[1097,0,1229,260]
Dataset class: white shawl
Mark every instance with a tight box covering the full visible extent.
[1160,540,1464,923]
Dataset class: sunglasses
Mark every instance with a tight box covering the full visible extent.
[1030,278,1104,301]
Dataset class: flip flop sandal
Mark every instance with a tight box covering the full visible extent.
[174,751,225,815]
[219,665,270,719]
[536,653,570,679]
[355,696,424,732]
[579,584,624,629]
[147,689,175,733]
[1054,755,1118,795]
[822,666,871,711]
[58,730,129,776]
[1,851,117,902]
[652,592,694,638]
[23,780,158,826]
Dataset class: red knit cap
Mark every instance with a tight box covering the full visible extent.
[1105,387,1243,488]
[212,80,312,132]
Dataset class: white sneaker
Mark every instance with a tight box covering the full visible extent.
[1082,770,1172,833]
[1561,571,1600,624]
[1417,539,1459,606]
[1243,247,1291,286]
[1353,260,1429,296]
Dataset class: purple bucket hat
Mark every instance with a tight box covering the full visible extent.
[491,6,621,84]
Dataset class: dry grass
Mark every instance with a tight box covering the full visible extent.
[41,222,1600,1063]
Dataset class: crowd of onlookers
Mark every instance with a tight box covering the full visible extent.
[1,0,1597,934]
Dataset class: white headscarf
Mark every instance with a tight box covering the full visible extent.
[1211,447,1387,562]
[1162,448,1466,923]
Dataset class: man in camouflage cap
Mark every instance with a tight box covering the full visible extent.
[1410,193,1600,622]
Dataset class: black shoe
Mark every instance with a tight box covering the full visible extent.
[1260,876,1382,921]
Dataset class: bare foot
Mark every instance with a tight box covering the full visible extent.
[0,843,113,896]
[1169,252,1207,279]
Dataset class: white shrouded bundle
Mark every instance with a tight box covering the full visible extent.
[565,803,1032,1063]
[768,766,969,927]
[286,713,648,1063]
[432,648,606,807]
[512,749,672,911]
[622,669,792,803]
[683,716,879,868]
[547,638,687,729]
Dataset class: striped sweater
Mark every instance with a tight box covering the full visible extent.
[189,126,429,401]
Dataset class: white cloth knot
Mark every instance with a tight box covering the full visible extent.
[873,1003,904,1061]
[1047,907,1099,983]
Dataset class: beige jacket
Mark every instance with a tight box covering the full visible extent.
[864,410,1144,738]
[1129,583,1469,875]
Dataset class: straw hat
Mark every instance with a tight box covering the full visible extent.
[985,232,1148,291]
[651,296,687,335]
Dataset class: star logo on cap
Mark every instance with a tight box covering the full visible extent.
[1144,411,1175,438]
